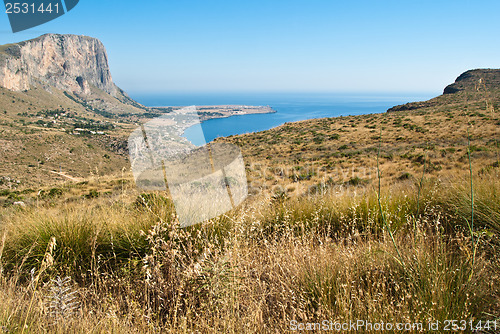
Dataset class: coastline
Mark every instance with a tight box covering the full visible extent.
[151,105,276,120]
[135,94,429,144]
[144,105,277,144]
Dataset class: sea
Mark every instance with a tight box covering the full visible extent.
[131,92,435,146]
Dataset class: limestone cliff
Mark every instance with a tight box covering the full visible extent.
[0,34,118,97]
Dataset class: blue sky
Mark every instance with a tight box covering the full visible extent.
[1,0,499,95]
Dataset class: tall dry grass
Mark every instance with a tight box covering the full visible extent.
[0,171,499,333]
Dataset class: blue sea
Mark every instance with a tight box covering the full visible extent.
[132,92,435,146]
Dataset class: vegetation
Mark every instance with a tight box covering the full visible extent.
[0,69,499,332]
[63,91,116,119]
[0,168,498,332]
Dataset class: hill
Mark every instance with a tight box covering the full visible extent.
[215,69,500,197]
[387,69,500,112]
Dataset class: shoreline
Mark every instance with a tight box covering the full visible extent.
[145,105,277,144]
[150,105,276,121]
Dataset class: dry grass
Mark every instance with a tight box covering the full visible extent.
[0,170,499,333]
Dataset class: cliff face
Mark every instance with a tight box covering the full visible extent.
[0,34,118,97]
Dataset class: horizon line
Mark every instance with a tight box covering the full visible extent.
[127,90,439,97]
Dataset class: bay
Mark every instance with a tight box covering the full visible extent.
[132,92,435,146]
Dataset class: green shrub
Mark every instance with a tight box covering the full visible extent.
[83,189,99,199]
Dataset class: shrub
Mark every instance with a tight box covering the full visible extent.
[83,189,99,199]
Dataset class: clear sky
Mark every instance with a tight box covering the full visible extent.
[1,0,499,95]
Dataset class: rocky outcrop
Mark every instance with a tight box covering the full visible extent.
[0,34,118,97]
[386,100,440,112]
[388,68,500,112]
[443,69,500,95]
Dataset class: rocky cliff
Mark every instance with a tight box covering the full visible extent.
[0,34,118,97]
[0,34,148,188]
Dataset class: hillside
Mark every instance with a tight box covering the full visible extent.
[216,69,500,197]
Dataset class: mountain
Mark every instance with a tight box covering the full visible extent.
[0,34,116,95]
[387,69,500,112]
[0,33,145,114]
[0,34,153,188]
